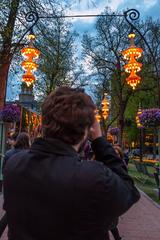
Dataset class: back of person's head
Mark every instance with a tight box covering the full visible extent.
[14,132,30,149]
[42,86,96,145]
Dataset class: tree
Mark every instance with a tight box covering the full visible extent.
[34,14,79,99]
[0,0,68,108]
[82,8,134,144]
[82,8,160,146]
[0,0,91,105]
[0,0,21,109]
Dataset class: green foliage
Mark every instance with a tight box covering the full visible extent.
[82,7,160,144]
[129,163,160,204]
[0,0,88,101]
[33,14,81,99]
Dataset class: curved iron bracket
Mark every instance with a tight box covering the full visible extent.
[124,9,140,27]
[25,11,39,28]
[12,11,39,56]
[124,8,155,63]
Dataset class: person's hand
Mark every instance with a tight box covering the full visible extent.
[89,120,102,141]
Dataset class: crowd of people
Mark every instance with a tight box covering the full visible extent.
[2,86,140,240]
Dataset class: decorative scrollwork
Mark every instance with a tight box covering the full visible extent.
[124,9,140,26]
[25,11,39,24]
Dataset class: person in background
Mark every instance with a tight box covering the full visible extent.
[3,132,30,172]
[114,144,129,167]
[124,149,130,166]
[6,132,18,150]
[3,86,140,240]
[1,132,30,239]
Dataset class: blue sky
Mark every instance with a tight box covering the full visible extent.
[67,0,160,34]
[66,0,160,83]
[6,0,160,100]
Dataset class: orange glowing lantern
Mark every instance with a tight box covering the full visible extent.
[101,93,110,120]
[22,74,35,87]
[21,47,40,61]
[122,32,143,89]
[95,109,101,122]
[21,61,38,72]
[136,107,143,128]
[21,32,40,86]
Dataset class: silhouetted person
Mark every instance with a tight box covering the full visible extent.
[3,87,140,240]
[1,132,30,238]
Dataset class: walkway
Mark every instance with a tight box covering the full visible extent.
[111,191,160,240]
[0,191,160,240]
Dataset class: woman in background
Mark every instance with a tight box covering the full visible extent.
[3,132,30,171]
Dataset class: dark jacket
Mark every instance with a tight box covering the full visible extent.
[3,137,140,240]
[3,148,24,174]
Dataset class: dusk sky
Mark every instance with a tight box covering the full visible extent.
[67,0,160,35]
[65,0,160,84]
[6,0,160,100]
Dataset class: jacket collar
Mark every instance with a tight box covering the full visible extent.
[31,137,79,158]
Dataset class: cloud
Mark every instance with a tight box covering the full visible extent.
[143,0,157,9]
[118,0,159,19]
[144,1,160,19]
[65,0,125,24]
[106,0,125,11]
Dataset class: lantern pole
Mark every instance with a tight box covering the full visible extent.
[124,9,160,107]
[136,106,144,162]
[124,9,160,160]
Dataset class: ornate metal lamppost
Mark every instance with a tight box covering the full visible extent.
[136,106,143,161]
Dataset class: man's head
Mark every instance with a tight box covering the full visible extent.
[42,86,96,146]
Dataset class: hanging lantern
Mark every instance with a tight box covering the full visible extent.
[21,61,38,72]
[22,74,36,87]
[95,109,101,122]
[21,47,40,60]
[28,32,36,41]
[21,31,40,86]
[101,93,110,120]
[126,71,141,90]
[122,32,143,89]
[136,107,143,128]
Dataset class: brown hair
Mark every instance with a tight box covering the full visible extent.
[15,132,30,149]
[42,86,96,145]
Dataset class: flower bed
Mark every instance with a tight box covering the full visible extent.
[0,104,20,122]
[139,108,160,128]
